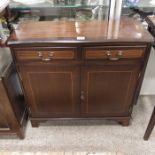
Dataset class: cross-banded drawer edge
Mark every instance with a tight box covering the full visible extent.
[84,46,146,60]
[13,47,77,62]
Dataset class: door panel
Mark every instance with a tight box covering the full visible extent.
[20,65,80,117]
[82,65,140,117]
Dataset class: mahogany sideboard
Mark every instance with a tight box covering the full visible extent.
[0,50,27,139]
[8,17,154,127]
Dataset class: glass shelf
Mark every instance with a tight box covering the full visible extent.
[9,0,109,10]
[122,0,155,17]
[8,0,110,27]
[123,0,155,8]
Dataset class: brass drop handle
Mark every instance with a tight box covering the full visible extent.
[38,52,43,58]
[49,52,55,58]
[41,58,52,61]
[106,50,123,61]
[38,52,55,62]
[118,50,123,58]
[81,91,85,101]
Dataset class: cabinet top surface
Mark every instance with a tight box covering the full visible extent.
[8,17,154,45]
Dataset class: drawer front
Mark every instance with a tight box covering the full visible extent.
[14,48,77,62]
[85,47,146,60]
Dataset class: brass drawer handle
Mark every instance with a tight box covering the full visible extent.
[49,52,55,58]
[41,58,52,61]
[38,52,43,57]
[38,52,55,61]
[80,91,85,101]
[106,51,123,61]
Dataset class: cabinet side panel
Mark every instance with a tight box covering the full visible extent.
[2,64,26,125]
[0,80,10,129]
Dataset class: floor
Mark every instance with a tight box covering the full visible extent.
[0,152,123,155]
[0,95,155,155]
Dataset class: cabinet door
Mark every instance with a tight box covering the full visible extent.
[81,65,140,117]
[20,65,80,118]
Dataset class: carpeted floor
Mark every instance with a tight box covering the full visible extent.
[0,95,155,155]
[0,152,123,155]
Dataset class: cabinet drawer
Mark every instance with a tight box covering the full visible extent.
[14,48,76,62]
[85,47,146,60]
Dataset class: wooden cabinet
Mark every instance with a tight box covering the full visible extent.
[0,60,28,139]
[11,45,146,127]
[8,18,153,127]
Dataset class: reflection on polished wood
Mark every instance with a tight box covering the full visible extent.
[8,17,153,44]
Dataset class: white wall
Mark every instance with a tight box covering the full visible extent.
[140,47,155,95]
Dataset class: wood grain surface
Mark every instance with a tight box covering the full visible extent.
[8,17,154,45]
